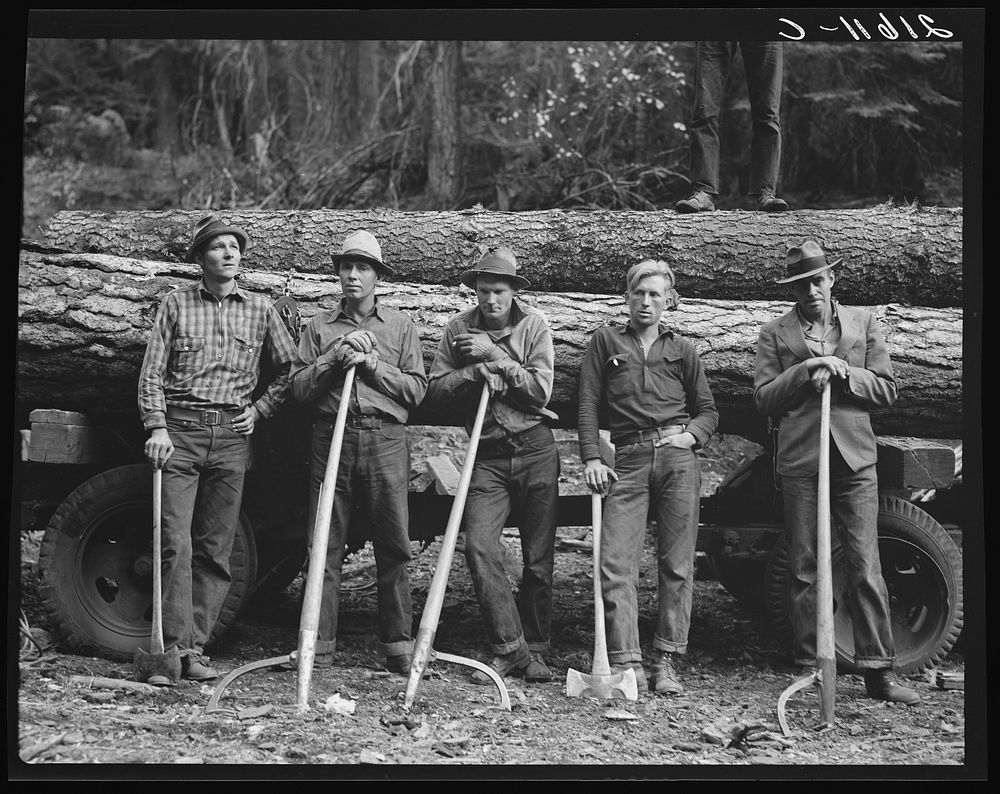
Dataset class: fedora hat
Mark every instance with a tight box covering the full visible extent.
[775,240,842,284]
[459,247,530,290]
[185,215,249,263]
[330,230,394,276]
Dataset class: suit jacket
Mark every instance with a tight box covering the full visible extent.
[753,303,897,476]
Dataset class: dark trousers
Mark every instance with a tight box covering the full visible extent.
[160,420,249,658]
[688,40,783,197]
[307,419,414,658]
[780,445,895,669]
[600,442,701,664]
[462,425,560,656]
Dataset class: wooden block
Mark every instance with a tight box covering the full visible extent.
[876,436,958,491]
[19,429,31,462]
[425,453,460,496]
[28,409,92,426]
[28,422,101,464]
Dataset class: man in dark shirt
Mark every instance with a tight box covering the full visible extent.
[578,259,718,695]
[426,248,560,684]
[289,230,427,675]
[138,215,297,683]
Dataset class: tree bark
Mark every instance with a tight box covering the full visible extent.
[38,206,963,306]
[426,41,462,207]
[17,249,962,440]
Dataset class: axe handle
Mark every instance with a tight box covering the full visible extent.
[591,493,612,676]
[405,382,491,707]
[815,380,835,724]
[151,468,165,655]
[296,364,357,712]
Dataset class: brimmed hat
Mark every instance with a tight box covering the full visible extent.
[459,247,530,290]
[185,215,249,263]
[330,230,394,277]
[775,240,842,284]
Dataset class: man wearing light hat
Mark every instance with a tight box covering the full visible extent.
[138,215,298,682]
[289,230,427,675]
[753,240,919,704]
[426,247,560,684]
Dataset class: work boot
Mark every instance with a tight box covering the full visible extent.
[385,653,412,676]
[674,191,716,213]
[611,661,648,692]
[864,669,920,705]
[182,654,219,681]
[470,645,531,685]
[523,651,553,683]
[652,652,684,696]
[757,192,789,212]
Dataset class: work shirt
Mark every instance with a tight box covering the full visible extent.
[577,323,719,463]
[426,299,558,440]
[798,300,843,357]
[138,280,297,431]
[289,298,427,422]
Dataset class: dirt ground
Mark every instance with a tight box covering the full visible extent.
[13,432,972,778]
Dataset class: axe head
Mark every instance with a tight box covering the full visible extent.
[565,666,639,701]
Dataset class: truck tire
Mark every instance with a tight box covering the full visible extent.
[765,495,963,675]
[37,464,258,661]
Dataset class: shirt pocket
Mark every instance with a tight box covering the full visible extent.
[647,352,686,403]
[171,336,205,373]
[605,352,633,398]
[232,334,264,373]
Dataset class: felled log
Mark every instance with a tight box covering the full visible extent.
[38,205,963,307]
[17,249,963,439]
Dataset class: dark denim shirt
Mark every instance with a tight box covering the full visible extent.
[577,322,719,463]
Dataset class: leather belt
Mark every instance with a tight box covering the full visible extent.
[166,405,240,426]
[613,424,686,447]
[476,423,552,460]
[317,414,398,430]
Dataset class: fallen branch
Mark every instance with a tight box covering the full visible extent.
[69,674,162,694]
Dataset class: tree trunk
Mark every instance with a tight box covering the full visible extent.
[426,41,461,207]
[152,46,180,153]
[357,40,381,135]
[37,206,963,307]
[17,249,962,440]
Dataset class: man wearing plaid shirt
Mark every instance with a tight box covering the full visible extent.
[138,215,297,682]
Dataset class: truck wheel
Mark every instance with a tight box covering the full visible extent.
[765,495,963,675]
[251,536,307,600]
[708,554,768,614]
[37,464,258,661]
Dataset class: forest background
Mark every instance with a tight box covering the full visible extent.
[21,37,964,239]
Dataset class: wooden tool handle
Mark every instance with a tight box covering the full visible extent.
[296,364,357,712]
[151,468,165,655]
[815,381,836,725]
[590,492,612,676]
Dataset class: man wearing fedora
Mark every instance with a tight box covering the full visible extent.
[138,215,298,683]
[754,240,919,704]
[578,259,718,696]
[288,230,427,675]
[425,248,560,684]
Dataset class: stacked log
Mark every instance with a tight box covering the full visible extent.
[17,246,963,439]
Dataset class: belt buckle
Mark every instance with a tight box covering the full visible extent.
[203,409,221,426]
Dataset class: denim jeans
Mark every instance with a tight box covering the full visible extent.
[601,442,701,665]
[160,419,250,658]
[307,420,414,658]
[780,445,895,669]
[688,41,783,197]
[462,425,559,656]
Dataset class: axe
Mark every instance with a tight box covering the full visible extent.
[566,492,639,700]
[295,364,356,713]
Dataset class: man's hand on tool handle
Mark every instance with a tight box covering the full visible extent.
[453,329,497,361]
[584,458,618,496]
[342,347,379,373]
[145,428,174,469]
[807,355,849,393]
[475,363,507,397]
[341,329,378,354]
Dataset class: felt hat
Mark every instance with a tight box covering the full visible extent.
[330,230,393,276]
[775,240,842,284]
[185,215,249,263]
[459,247,529,290]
